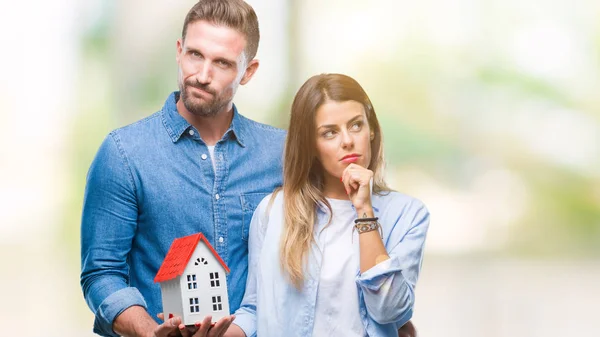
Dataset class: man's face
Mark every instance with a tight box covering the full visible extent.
[176,20,258,117]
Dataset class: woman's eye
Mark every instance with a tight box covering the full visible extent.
[351,122,362,130]
[322,130,335,138]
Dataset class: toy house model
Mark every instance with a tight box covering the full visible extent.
[154,233,230,325]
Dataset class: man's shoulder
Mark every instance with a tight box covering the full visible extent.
[238,113,286,137]
[235,113,286,153]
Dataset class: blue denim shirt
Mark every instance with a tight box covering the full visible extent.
[80,92,285,337]
[234,191,430,337]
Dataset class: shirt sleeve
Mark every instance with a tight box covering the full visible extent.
[233,194,272,337]
[80,132,145,337]
[356,199,430,325]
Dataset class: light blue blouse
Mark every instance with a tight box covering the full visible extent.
[234,190,430,336]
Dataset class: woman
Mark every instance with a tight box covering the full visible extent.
[227,73,430,336]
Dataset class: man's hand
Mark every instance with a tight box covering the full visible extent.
[154,313,186,337]
[112,305,160,337]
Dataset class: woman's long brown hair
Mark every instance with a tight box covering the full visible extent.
[280,73,390,289]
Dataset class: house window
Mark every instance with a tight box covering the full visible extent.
[209,272,221,288]
[212,295,223,311]
[194,257,208,266]
[189,298,199,313]
[187,274,197,290]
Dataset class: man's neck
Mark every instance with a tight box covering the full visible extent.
[176,99,234,146]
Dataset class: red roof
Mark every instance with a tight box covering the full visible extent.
[154,233,230,283]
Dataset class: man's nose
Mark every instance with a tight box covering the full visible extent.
[195,61,212,84]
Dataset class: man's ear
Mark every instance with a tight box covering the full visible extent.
[240,59,259,85]
[176,38,183,63]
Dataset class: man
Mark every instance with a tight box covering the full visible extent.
[81,1,417,336]
[81,1,283,336]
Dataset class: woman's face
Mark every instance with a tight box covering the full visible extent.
[314,100,373,181]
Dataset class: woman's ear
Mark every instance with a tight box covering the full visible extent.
[370,132,375,141]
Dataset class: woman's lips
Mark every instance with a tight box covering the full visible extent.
[341,154,360,163]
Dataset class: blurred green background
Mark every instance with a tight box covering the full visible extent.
[1,0,599,336]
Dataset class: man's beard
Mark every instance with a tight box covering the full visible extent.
[180,79,228,118]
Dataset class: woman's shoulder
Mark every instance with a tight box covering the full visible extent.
[375,191,430,233]
[375,190,426,209]
[374,190,429,220]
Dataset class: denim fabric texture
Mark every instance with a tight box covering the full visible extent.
[80,92,285,336]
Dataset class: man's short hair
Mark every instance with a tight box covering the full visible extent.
[182,0,260,62]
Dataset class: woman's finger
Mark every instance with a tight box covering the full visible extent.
[349,172,366,187]
[207,315,234,337]
[193,316,212,336]
[179,322,193,337]
[341,167,352,195]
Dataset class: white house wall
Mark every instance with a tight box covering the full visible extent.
[160,278,183,321]
[179,242,230,325]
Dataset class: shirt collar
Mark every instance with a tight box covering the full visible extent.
[161,91,247,147]
[228,104,247,147]
[316,195,380,215]
[161,92,190,142]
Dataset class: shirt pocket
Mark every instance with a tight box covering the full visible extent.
[240,192,270,241]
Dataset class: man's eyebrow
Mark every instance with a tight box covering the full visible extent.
[214,56,236,65]
[185,46,201,54]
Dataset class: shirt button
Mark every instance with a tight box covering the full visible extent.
[189,129,195,136]
[219,237,224,243]
[201,154,208,160]
[215,194,220,200]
